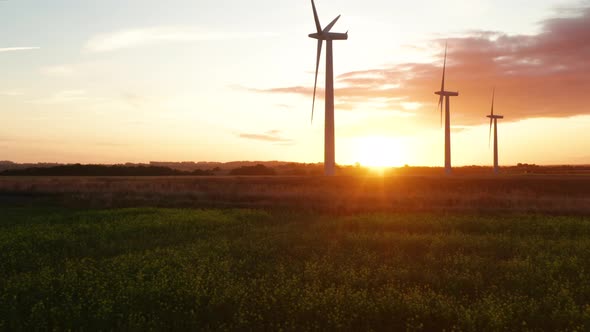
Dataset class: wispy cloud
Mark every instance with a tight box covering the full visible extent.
[120,92,149,109]
[41,65,75,77]
[93,141,129,148]
[0,47,40,53]
[85,26,276,52]
[28,90,100,105]
[238,130,293,144]
[0,90,24,96]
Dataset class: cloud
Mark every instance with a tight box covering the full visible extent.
[451,126,471,133]
[120,92,149,109]
[250,7,590,126]
[276,104,292,110]
[0,136,60,144]
[247,86,319,96]
[28,90,101,105]
[238,130,293,144]
[0,47,39,53]
[85,27,276,52]
[93,141,129,148]
[0,90,24,96]
[41,65,75,77]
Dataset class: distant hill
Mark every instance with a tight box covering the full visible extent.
[0,164,213,177]
[1,160,297,173]
[149,161,293,172]
[229,164,277,176]
[2,160,590,177]
[0,161,61,172]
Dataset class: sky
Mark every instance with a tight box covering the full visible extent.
[1,0,589,166]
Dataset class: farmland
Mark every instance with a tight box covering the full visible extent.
[1,175,590,330]
[1,174,590,214]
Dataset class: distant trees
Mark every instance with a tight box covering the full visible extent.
[6,162,589,177]
[229,164,276,176]
[0,164,214,176]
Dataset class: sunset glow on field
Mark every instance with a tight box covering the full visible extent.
[352,136,408,167]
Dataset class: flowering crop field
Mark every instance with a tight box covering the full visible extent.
[2,207,590,331]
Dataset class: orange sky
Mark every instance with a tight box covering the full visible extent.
[1,1,589,166]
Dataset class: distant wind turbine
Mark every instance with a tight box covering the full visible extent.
[487,88,504,174]
[309,0,348,176]
[434,43,459,175]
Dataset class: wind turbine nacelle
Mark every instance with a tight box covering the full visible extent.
[308,32,348,40]
[308,32,321,39]
[435,91,459,97]
[487,115,504,119]
[327,32,348,40]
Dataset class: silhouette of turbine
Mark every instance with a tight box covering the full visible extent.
[309,0,348,176]
[487,88,504,174]
[434,43,459,175]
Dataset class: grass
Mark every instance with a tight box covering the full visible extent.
[1,175,590,214]
[2,207,590,331]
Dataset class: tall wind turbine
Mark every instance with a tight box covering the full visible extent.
[434,43,459,175]
[309,0,348,176]
[487,88,504,174]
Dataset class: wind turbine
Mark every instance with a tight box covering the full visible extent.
[434,43,459,175]
[487,88,504,174]
[309,0,348,176]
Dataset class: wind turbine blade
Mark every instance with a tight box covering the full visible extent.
[489,118,493,148]
[489,88,495,147]
[311,0,322,33]
[311,39,323,124]
[438,96,443,127]
[441,42,447,92]
[323,15,341,33]
[491,87,495,116]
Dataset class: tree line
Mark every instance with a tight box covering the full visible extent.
[0,164,214,176]
[0,163,281,176]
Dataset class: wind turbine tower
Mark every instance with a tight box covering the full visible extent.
[487,88,504,174]
[309,0,348,176]
[434,44,459,175]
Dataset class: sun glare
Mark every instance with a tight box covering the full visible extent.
[354,136,407,168]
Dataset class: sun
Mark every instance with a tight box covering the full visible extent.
[354,136,408,168]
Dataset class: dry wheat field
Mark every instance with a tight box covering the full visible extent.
[1,174,590,213]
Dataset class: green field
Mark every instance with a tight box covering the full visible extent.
[2,207,590,331]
